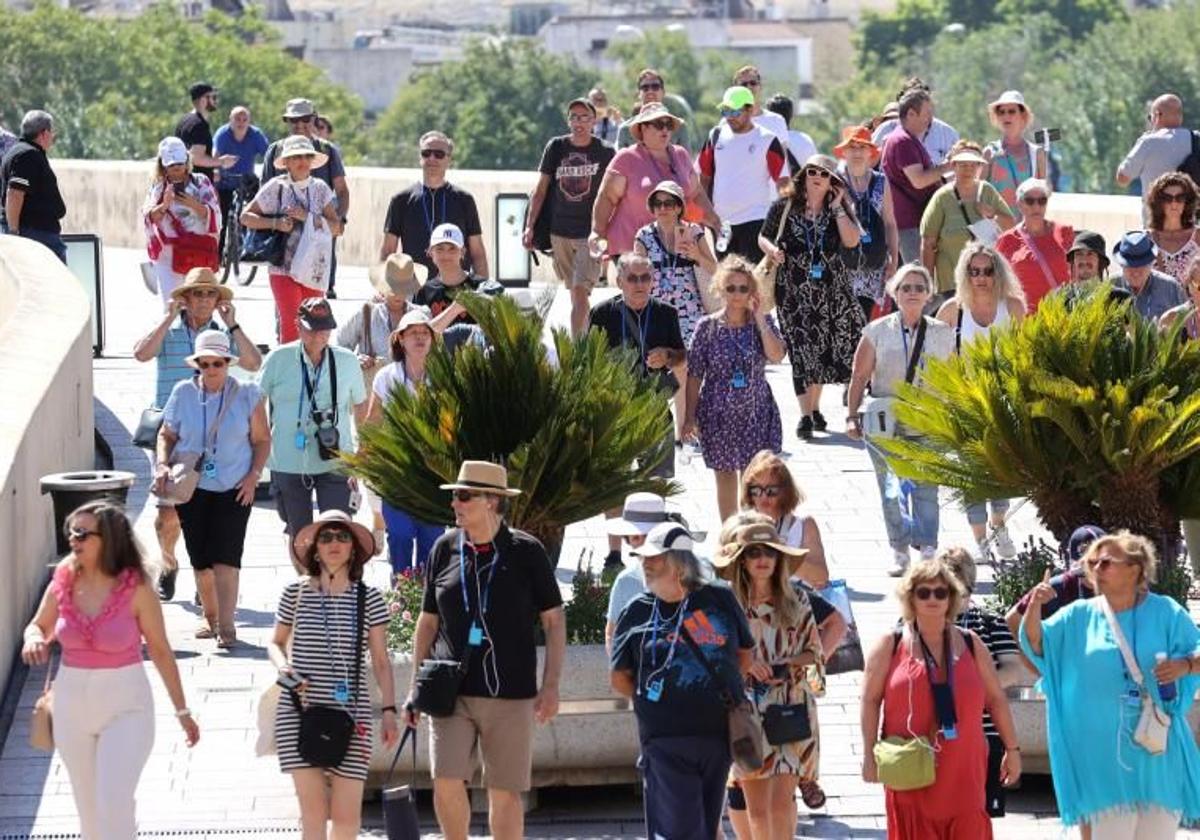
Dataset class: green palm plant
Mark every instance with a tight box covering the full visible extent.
[877,287,1200,557]
[342,293,678,554]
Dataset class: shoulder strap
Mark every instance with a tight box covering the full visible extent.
[892,627,903,656]
[955,307,963,354]
[328,347,339,420]
[678,622,737,709]
[384,724,418,788]
[352,582,366,703]
[953,186,976,234]
[904,317,928,384]
[1100,596,1146,688]
[772,198,793,245]
[361,303,373,354]
[208,379,238,451]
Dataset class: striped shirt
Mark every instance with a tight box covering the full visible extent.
[956,605,1018,740]
[154,316,222,408]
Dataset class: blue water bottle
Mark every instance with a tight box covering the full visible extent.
[1155,652,1178,702]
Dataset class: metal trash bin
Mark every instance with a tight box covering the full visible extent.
[40,470,136,555]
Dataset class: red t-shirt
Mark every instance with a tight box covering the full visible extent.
[995,222,1074,311]
[881,128,937,229]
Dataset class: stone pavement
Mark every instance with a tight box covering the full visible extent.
[0,247,1188,839]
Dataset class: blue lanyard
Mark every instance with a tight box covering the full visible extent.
[421,185,448,234]
[849,174,875,229]
[620,303,652,365]
[803,215,827,260]
[458,532,501,619]
[199,380,227,456]
[729,321,754,366]
[297,349,325,426]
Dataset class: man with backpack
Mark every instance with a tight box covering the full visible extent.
[1117,94,1194,197]
[697,86,788,263]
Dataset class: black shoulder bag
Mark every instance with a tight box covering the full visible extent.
[412,542,470,717]
[240,181,289,266]
[678,623,765,773]
[290,582,366,768]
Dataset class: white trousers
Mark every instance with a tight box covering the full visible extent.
[1091,806,1180,840]
[152,253,182,308]
[52,663,156,840]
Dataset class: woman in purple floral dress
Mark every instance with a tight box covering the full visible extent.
[683,256,786,522]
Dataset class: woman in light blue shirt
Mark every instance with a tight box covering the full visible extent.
[1021,531,1200,838]
[158,329,269,648]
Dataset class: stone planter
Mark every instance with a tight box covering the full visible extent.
[365,644,640,789]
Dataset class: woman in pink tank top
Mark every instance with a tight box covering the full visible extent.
[22,500,199,839]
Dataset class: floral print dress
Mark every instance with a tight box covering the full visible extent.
[636,222,706,345]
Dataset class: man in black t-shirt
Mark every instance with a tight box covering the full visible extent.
[380,131,489,279]
[404,460,564,840]
[1,110,67,262]
[524,97,615,338]
[175,82,235,184]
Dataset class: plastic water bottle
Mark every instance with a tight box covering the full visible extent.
[679,440,702,466]
[715,221,732,253]
[1155,652,1178,702]
[589,236,608,261]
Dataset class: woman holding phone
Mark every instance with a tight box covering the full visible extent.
[759,154,864,441]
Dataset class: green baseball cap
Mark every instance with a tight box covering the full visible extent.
[720,86,755,111]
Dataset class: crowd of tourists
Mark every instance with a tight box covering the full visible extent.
[9,69,1200,840]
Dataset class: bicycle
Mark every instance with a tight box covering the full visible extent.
[220,176,259,286]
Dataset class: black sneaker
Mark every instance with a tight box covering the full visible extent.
[158,567,178,601]
[796,415,814,440]
[812,410,828,432]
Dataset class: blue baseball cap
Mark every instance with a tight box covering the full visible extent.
[1066,524,1107,562]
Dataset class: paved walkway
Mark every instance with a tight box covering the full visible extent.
[0,247,1188,838]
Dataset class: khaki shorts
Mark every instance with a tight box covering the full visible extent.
[550,234,602,290]
[430,695,536,791]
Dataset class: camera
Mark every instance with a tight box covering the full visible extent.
[312,409,340,460]
[1033,128,1062,144]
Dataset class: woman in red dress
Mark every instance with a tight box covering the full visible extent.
[859,557,1022,838]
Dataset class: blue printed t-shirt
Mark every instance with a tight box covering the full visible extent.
[213,124,270,190]
[1020,592,1200,827]
[162,378,264,492]
[612,583,753,742]
[154,316,222,408]
[257,342,365,476]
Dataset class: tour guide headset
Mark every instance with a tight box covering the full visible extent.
[459,530,503,697]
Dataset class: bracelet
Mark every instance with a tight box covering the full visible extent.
[1004,745,1020,752]
[381,705,397,714]
[175,708,192,719]
[228,323,242,335]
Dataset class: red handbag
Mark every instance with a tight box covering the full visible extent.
[169,229,219,275]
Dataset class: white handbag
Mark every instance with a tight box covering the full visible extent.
[1100,596,1171,756]
[862,396,898,439]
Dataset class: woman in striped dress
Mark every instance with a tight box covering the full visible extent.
[268,510,399,839]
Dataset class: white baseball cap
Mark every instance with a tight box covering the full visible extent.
[629,522,695,557]
[158,136,189,166]
[429,223,464,249]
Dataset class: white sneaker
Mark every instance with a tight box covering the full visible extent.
[140,261,158,295]
[887,549,910,577]
[919,546,937,560]
[994,525,1017,560]
[977,538,995,565]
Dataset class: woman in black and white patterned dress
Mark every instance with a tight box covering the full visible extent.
[268,510,399,838]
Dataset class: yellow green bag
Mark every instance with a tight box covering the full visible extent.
[873,735,935,791]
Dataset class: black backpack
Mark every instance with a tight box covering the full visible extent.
[1177,130,1200,186]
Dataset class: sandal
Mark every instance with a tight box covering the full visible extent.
[799,780,827,809]
[217,626,237,649]
[195,623,216,639]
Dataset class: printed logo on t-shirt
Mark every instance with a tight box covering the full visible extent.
[680,610,727,647]
[555,151,602,203]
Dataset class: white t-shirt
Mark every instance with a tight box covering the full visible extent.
[1119,127,1193,193]
[701,123,786,225]
[372,360,423,403]
[788,130,818,166]
[872,117,960,164]
[753,111,789,146]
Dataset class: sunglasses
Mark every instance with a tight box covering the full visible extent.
[452,489,482,502]
[197,359,227,370]
[739,79,761,88]
[290,115,314,124]
[68,527,99,541]
[995,106,1024,117]
[898,283,928,294]
[968,266,996,277]
[1021,195,1049,206]
[625,272,654,284]
[639,82,664,92]
[420,148,448,159]
[746,484,781,498]
[805,167,831,179]
[720,107,749,119]
[649,198,682,210]
[725,284,751,294]
[317,529,354,544]
[1086,555,1136,571]
[645,119,675,132]
[1162,192,1188,204]
[743,545,778,560]
[915,586,949,601]
[188,289,219,298]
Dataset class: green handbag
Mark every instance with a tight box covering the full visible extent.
[873,735,935,791]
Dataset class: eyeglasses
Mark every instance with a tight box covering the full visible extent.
[567,113,594,122]
[1086,555,1136,571]
[452,489,482,502]
[898,283,928,294]
[968,266,996,277]
[746,484,781,498]
[67,527,98,541]
[805,167,831,179]
[995,106,1023,117]
[724,284,751,294]
[1162,192,1188,204]
[420,148,448,159]
[639,81,664,92]
[649,198,682,210]
[646,119,675,132]
[914,586,949,601]
[743,546,777,560]
[189,289,219,299]
[290,115,314,124]
[1021,195,1049,206]
[625,272,654,284]
[317,529,354,544]
[739,79,761,88]
[197,359,227,370]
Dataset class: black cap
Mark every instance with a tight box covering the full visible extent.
[297,297,337,331]
[567,97,597,116]
[189,82,216,101]
[1066,229,1109,267]
[1066,525,1107,562]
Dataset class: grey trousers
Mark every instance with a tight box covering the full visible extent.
[270,470,353,540]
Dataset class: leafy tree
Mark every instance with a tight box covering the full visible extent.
[0,1,364,161]
[857,0,948,70]
[996,0,1126,39]
[368,38,597,170]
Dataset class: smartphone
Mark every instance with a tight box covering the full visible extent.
[771,663,789,680]
[675,222,688,243]
[276,671,305,691]
[1033,128,1062,144]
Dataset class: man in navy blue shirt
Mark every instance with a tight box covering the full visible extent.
[213,106,269,259]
